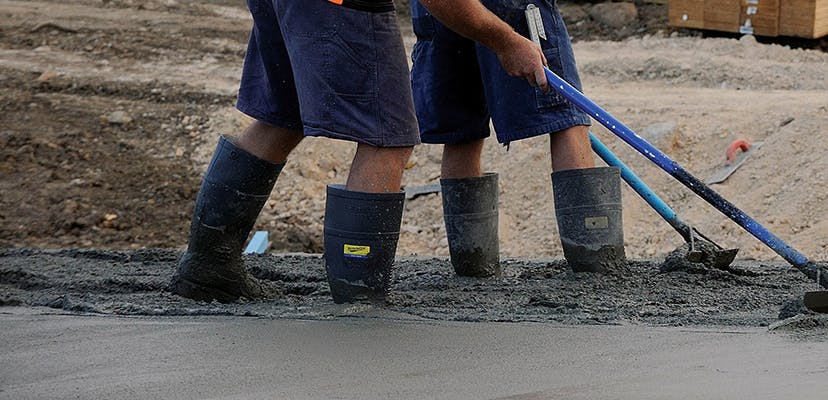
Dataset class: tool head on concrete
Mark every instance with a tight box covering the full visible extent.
[691,228,739,269]
[803,262,828,314]
[804,291,828,313]
[661,227,739,273]
[686,246,739,269]
[688,229,739,270]
[660,240,738,273]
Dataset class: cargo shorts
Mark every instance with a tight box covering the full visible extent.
[237,0,420,147]
[410,0,591,145]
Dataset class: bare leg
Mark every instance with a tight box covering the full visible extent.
[549,125,594,171]
[346,143,414,193]
[441,139,485,179]
[236,120,304,164]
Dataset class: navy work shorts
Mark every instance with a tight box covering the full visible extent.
[237,0,420,147]
[410,0,591,145]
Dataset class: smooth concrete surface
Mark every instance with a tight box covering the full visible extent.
[1,308,826,400]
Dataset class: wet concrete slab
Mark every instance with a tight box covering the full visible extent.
[2,248,827,398]
[1,308,826,400]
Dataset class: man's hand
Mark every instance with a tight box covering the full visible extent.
[492,33,549,93]
[419,0,550,92]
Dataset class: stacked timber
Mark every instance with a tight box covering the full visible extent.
[669,0,828,38]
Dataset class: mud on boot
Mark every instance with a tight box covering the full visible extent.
[323,185,405,303]
[440,173,500,277]
[170,135,283,303]
[552,167,626,273]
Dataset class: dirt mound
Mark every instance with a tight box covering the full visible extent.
[578,35,828,90]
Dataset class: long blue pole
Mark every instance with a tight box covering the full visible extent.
[589,133,680,227]
[544,67,825,286]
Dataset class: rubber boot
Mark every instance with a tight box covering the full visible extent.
[170,135,284,302]
[552,167,625,273]
[323,185,405,303]
[440,173,500,277]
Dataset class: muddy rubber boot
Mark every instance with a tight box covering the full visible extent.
[552,167,625,273]
[440,173,500,277]
[170,135,283,303]
[323,185,405,304]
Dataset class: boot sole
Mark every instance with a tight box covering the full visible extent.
[328,278,385,304]
[170,275,255,303]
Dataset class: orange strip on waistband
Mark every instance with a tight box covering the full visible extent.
[328,0,344,4]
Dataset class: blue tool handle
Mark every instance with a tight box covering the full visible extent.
[589,133,691,239]
[544,67,811,270]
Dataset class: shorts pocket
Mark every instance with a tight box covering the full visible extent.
[326,33,376,96]
[535,48,566,110]
[535,6,571,110]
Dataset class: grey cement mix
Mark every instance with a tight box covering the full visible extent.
[1,248,826,330]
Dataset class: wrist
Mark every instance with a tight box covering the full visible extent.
[479,20,520,54]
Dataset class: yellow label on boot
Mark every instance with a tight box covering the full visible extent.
[344,244,371,257]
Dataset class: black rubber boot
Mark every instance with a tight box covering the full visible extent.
[440,173,500,277]
[552,167,626,273]
[170,135,284,303]
[323,185,405,303]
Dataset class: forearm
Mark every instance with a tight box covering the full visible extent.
[418,0,519,53]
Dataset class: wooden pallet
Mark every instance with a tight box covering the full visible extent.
[780,0,828,37]
[669,0,828,38]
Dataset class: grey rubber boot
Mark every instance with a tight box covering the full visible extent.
[440,173,500,277]
[323,185,405,304]
[170,135,283,303]
[552,167,625,273]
